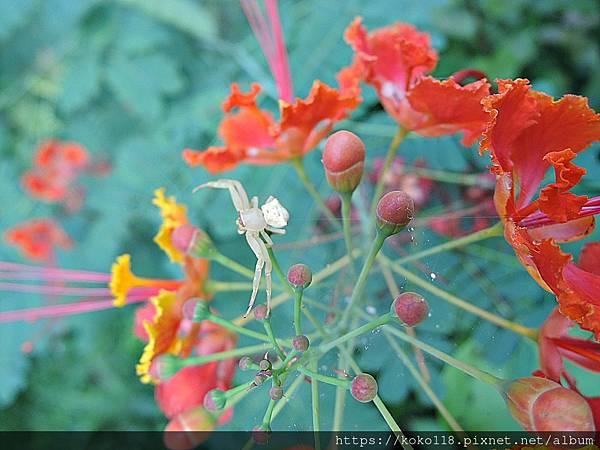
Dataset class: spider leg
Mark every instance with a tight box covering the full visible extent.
[244,232,265,317]
[253,237,273,316]
[193,179,250,210]
[251,196,259,208]
[265,226,286,235]
[260,230,274,247]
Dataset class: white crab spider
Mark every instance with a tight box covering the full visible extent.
[194,179,289,317]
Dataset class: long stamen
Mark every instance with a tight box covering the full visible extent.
[0,283,160,297]
[518,195,600,228]
[0,295,149,323]
[0,261,111,282]
[241,0,293,102]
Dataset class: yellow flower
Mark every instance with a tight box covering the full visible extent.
[110,254,138,307]
[153,188,188,264]
[136,290,182,384]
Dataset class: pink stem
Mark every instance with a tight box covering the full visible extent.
[0,295,148,323]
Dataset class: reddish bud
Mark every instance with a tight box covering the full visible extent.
[287,263,313,290]
[269,386,284,400]
[323,130,366,193]
[351,373,378,403]
[376,190,414,236]
[503,377,595,431]
[172,224,216,258]
[238,356,253,371]
[292,335,310,352]
[203,389,227,412]
[392,292,429,326]
[164,407,216,450]
[254,372,269,386]
[252,425,272,445]
[149,354,181,382]
[254,305,268,321]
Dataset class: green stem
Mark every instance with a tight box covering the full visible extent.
[225,379,256,399]
[267,248,295,296]
[310,360,321,441]
[370,127,409,216]
[410,166,494,187]
[212,252,255,279]
[385,326,503,388]
[178,343,271,367]
[393,221,504,266]
[299,367,351,389]
[383,332,463,432]
[206,313,272,343]
[294,290,303,335]
[261,398,277,427]
[380,255,539,341]
[321,313,392,354]
[291,157,339,227]
[339,232,387,326]
[272,373,304,418]
[207,280,257,292]
[263,319,286,361]
[332,357,348,432]
[340,191,356,273]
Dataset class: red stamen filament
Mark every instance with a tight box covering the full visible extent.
[518,196,600,228]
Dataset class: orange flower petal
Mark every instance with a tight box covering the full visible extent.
[222,82,262,112]
[404,77,490,145]
[579,243,600,275]
[182,146,243,174]
[4,219,72,261]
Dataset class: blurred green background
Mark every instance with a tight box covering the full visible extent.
[0,0,599,432]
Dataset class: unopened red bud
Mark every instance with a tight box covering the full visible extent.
[292,335,310,352]
[203,389,227,412]
[269,386,284,400]
[172,224,216,258]
[503,377,595,431]
[287,263,313,290]
[252,425,272,445]
[164,407,215,450]
[239,356,253,371]
[323,130,366,193]
[254,305,268,321]
[149,354,181,382]
[392,292,429,326]
[351,373,378,403]
[376,190,414,236]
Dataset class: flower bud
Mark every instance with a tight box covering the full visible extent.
[254,372,269,386]
[238,356,253,371]
[182,299,199,320]
[164,407,215,450]
[323,130,366,193]
[192,300,210,322]
[392,292,429,327]
[149,354,181,382]
[252,424,272,445]
[172,224,216,258]
[287,263,313,290]
[376,190,414,236]
[292,334,310,352]
[254,304,268,321]
[269,386,284,400]
[203,389,227,412]
[503,377,595,431]
[351,373,378,403]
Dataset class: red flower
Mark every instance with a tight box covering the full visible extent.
[481,78,600,337]
[155,320,237,419]
[183,81,360,174]
[21,140,90,211]
[535,308,600,429]
[4,219,72,261]
[340,17,490,145]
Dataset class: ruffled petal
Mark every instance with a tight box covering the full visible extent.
[404,77,490,145]
[182,147,244,174]
[153,188,189,263]
[275,80,360,159]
